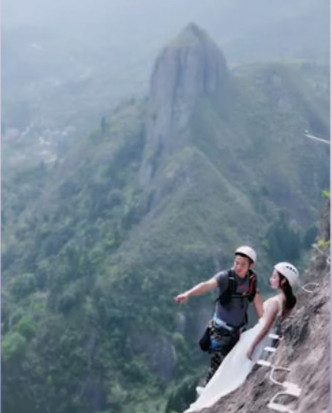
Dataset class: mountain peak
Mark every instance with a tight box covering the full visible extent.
[139,24,232,186]
[169,22,211,48]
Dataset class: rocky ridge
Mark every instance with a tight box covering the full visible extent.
[196,201,330,413]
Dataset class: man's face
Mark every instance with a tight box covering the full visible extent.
[233,255,251,278]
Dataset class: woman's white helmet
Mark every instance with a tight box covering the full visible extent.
[235,246,257,264]
[274,262,299,287]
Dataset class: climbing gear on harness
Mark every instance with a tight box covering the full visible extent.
[208,320,241,353]
[235,245,257,263]
[212,315,246,334]
[212,315,234,332]
[199,316,244,353]
[274,262,299,287]
[199,325,211,352]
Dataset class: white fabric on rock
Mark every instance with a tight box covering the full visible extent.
[184,295,283,412]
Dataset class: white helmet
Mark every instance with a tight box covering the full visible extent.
[235,246,257,264]
[274,262,299,287]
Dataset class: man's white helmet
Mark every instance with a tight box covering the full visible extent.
[274,262,299,287]
[235,246,257,264]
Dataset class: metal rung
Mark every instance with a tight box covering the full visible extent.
[264,346,277,353]
[267,401,294,413]
[269,333,282,340]
[302,282,320,293]
[267,389,296,413]
[283,383,301,397]
[256,359,272,367]
[269,368,301,396]
[269,366,291,386]
[311,244,330,265]
[267,389,301,413]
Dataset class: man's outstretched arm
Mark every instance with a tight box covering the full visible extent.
[174,277,218,304]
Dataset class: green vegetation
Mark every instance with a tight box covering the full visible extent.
[322,189,330,199]
[2,59,329,413]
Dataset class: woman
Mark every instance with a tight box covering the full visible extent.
[184,262,299,413]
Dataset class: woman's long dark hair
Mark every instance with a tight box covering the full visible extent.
[278,273,296,317]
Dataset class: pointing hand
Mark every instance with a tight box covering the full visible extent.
[174,293,189,304]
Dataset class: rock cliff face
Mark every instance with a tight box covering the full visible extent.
[195,201,330,413]
[139,23,233,185]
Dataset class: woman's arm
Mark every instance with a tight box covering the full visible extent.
[247,298,279,359]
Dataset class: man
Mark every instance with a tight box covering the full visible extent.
[174,246,263,384]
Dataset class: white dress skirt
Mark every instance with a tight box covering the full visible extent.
[184,296,283,412]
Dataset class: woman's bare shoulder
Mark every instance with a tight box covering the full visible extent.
[264,295,283,312]
[267,295,284,314]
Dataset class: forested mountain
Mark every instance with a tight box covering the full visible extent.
[2,23,330,413]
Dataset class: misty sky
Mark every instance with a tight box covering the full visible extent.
[2,0,329,137]
[3,0,326,49]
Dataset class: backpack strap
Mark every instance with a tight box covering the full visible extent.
[215,270,235,305]
[245,270,257,302]
[217,269,257,304]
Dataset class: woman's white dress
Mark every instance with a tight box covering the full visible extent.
[184,295,283,412]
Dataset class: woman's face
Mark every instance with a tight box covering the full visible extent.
[270,270,280,289]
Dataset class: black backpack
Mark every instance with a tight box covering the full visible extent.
[217,269,257,305]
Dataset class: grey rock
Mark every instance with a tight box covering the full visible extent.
[139,23,233,186]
